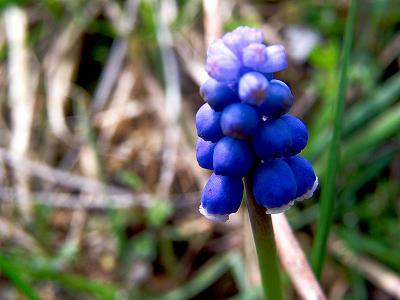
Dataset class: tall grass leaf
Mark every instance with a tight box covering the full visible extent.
[311,0,358,278]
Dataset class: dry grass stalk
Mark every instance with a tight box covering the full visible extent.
[272,214,327,300]
[330,238,400,299]
[4,6,36,221]
[202,0,222,46]
[43,2,101,137]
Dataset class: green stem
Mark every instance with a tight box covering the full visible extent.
[245,177,283,300]
[311,0,357,279]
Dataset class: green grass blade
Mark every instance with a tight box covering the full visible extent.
[0,254,41,300]
[2,253,119,300]
[306,72,400,159]
[158,253,233,300]
[311,0,358,279]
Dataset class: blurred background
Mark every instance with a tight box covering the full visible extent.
[0,0,399,299]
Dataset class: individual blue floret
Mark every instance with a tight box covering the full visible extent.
[284,155,318,201]
[220,103,259,139]
[238,72,269,105]
[200,173,244,222]
[281,114,308,156]
[213,137,253,177]
[200,78,238,111]
[195,103,224,142]
[251,118,292,160]
[196,138,216,170]
[259,45,288,73]
[206,40,241,82]
[259,80,293,118]
[242,43,269,70]
[252,159,297,213]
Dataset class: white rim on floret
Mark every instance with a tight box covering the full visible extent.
[265,200,294,214]
[296,177,319,202]
[199,205,229,222]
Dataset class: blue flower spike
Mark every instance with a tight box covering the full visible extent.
[196,26,316,221]
[221,103,259,139]
[200,173,244,222]
[195,103,224,142]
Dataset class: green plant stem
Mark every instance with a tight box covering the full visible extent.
[245,177,283,300]
[311,0,357,279]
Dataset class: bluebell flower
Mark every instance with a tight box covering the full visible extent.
[220,103,259,139]
[281,114,308,156]
[196,26,317,222]
[200,78,238,111]
[195,103,224,142]
[206,40,241,82]
[253,160,297,214]
[259,80,293,118]
[284,155,318,201]
[200,173,244,222]
[251,117,292,160]
[213,137,253,177]
[196,138,216,170]
[238,72,269,105]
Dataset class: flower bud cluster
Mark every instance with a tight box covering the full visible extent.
[195,26,318,222]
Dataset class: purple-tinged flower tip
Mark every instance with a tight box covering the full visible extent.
[222,26,264,58]
[259,79,293,118]
[251,118,292,160]
[200,78,238,111]
[242,43,269,69]
[206,39,241,82]
[238,72,269,105]
[200,173,244,222]
[206,55,241,82]
[258,45,288,73]
[196,138,216,170]
[195,103,224,142]
[213,137,253,177]
[284,155,318,201]
[281,114,308,156]
[220,103,259,139]
[253,160,297,212]
[207,39,238,59]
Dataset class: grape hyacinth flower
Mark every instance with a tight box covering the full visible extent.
[195,26,318,222]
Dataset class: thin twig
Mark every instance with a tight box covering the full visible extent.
[272,214,326,300]
[4,6,36,221]
[0,187,200,210]
[154,0,182,198]
[0,147,123,193]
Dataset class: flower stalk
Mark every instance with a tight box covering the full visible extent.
[245,176,283,300]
